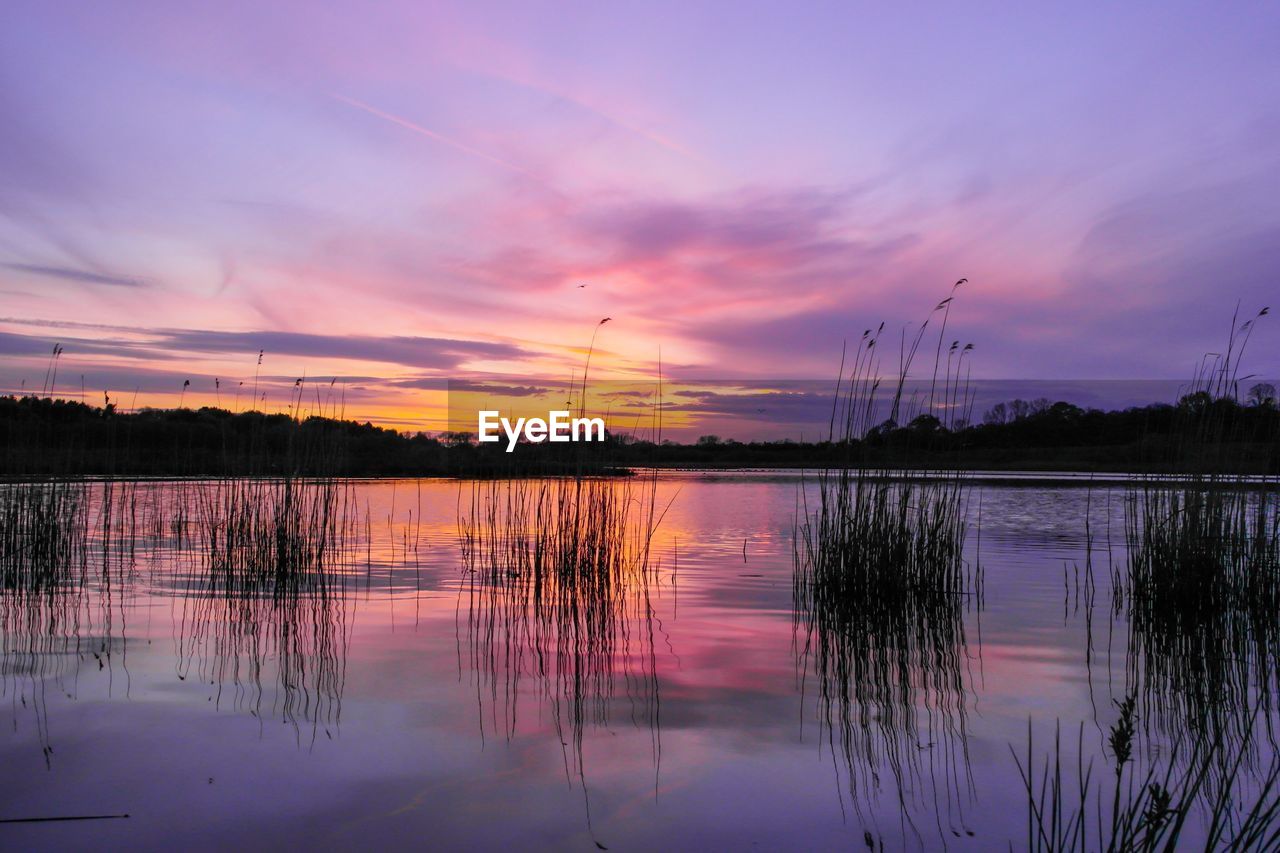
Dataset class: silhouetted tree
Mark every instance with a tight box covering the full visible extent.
[908,413,943,435]
[1248,382,1277,408]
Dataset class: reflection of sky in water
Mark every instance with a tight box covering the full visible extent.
[0,477,1268,849]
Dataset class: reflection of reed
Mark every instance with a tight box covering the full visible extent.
[0,481,87,592]
[794,305,981,841]
[1116,484,1280,772]
[174,478,356,744]
[1113,320,1280,782]
[0,482,92,767]
[194,478,354,582]
[459,475,663,788]
[0,576,87,768]
[793,481,979,841]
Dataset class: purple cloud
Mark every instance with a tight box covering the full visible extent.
[3,263,146,288]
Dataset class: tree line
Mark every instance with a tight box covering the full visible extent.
[1,389,1277,478]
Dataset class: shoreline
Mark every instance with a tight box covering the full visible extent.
[5,467,1277,488]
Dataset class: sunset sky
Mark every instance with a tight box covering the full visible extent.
[2,2,1277,433]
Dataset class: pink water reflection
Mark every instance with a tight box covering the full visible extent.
[0,476,1264,849]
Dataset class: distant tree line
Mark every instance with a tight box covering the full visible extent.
[1,389,1277,478]
[629,388,1280,473]
[0,396,624,478]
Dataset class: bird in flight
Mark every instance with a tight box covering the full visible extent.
[577,283,588,288]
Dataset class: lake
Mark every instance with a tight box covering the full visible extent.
[0,473,1274,850]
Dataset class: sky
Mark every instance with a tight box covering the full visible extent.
[1,1,1277,434]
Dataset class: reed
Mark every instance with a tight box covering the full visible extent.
[191,476,357,590]
[0,479,129,767]
[1119,486,1280,751]
[1115,307,1280,757]
[1015,704,1280,851]
[459,472,665,783]
[793,288,980,838]
[0,472,360,753]
[0,481,88,593]
[174,478,358,741]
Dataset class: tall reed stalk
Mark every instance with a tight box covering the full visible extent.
[0,480,111,767]
[0,481,88,593]
[459,472,665,781]
[794,290,980,840]
[1016,702,1280,851]
[1116,307,1280,763]
[175,477,358,742]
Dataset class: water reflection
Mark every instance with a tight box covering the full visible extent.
[459,477,665,816]
[2,476,1280,848]
[793,478,980,843]
[0,481,127,767]
[171,479,357,745]
[1115,485,1280,779]
[0,566,88,767]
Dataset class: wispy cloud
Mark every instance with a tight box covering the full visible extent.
[158,329,526,370]
[332,93,542,181]
[0,320,530,373]
[2,263,146,288]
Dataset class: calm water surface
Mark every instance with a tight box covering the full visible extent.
[0,474,1267,849]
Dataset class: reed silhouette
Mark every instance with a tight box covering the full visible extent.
[1113,308,1280,777]
[173,477,357,745]
[1015,702,1280,851]
[793,289,981,843]
[0,481,87,593]
[1117,485,1279,762]
[0,480,140,767]
[458,472,666,836]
